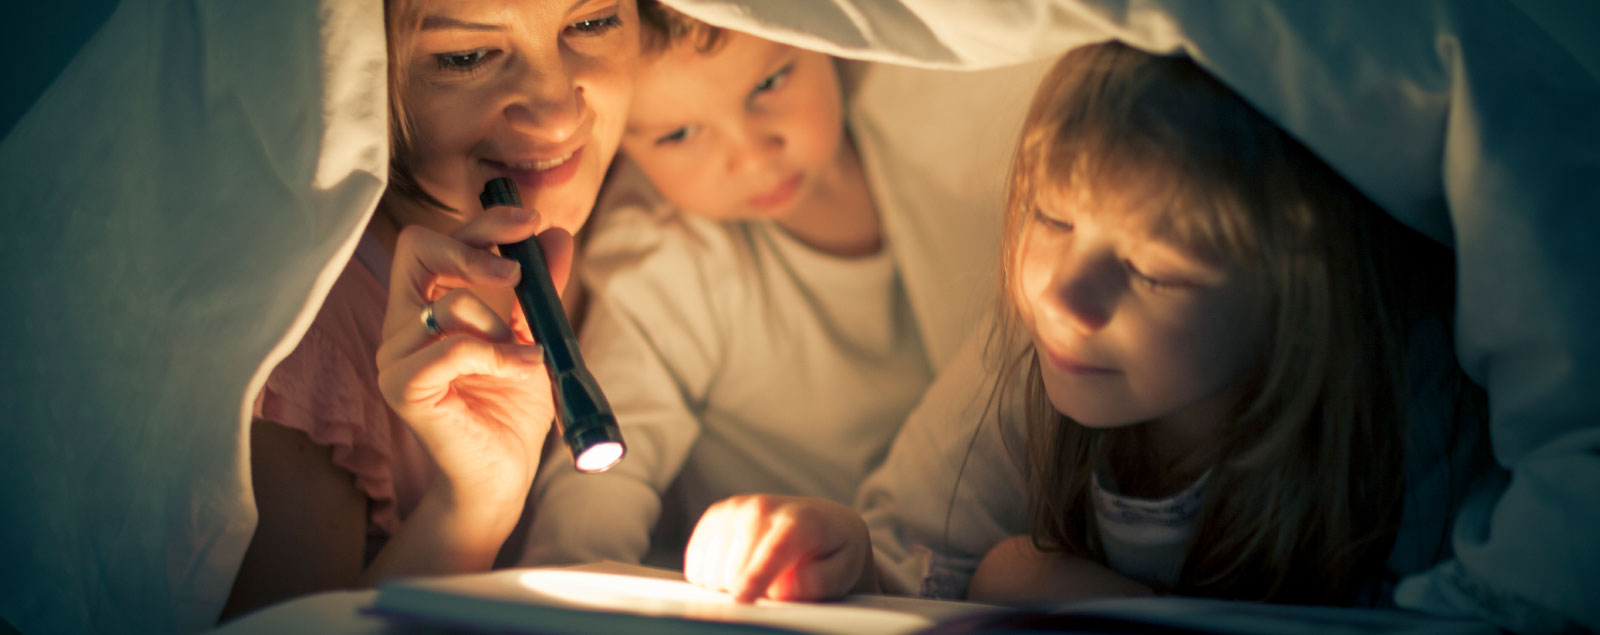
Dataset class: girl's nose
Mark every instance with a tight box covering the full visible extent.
[503,64,586,144]
[724,118,784,175]
[1045,251,1118,334]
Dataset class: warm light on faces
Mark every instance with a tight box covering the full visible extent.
[620,32,845,222]
[395,0,639,234]
[1014,191,1267,440]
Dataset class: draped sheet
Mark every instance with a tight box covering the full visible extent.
[0,0,387,631]
[1,0,1594,632]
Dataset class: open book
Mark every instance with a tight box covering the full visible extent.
[370,561,995,634]
[369,562,1498,634]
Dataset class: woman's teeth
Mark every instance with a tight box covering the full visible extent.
[507,152,574,171]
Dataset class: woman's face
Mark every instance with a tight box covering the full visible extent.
[395,0,639,233]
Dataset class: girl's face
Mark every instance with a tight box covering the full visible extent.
[396,0,639,233]
[1014,192,1268,440]
[619,31,845,222]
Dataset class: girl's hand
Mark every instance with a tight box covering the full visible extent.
[376,205,575,519]
[684,495,877,602]
[968,535,1153,603]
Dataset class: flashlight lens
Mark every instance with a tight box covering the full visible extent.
[574,441,625,473]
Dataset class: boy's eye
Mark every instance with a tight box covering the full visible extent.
[434,49,497,73]
[655,124,699,146]
[567,14,623,36]
[753,65,793,95]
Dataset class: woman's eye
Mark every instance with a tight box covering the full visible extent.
[434,49,497,73]
[568,14,622,35]
[754,65,793,95]
[655,125,699,146]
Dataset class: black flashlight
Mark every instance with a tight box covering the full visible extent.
[480,178,625,473]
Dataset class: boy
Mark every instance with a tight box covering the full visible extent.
[522,3,934,568]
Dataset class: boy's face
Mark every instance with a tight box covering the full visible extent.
[620,31,845,221]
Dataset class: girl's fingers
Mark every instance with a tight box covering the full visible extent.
[376,288,516,367]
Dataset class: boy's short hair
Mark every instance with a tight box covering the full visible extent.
[638,0,727,54]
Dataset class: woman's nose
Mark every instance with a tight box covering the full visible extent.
[1045,252,1118,334]
[502,63,586,144]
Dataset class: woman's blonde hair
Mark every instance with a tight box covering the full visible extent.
[993,41,1480,604]
[382,0,452,211]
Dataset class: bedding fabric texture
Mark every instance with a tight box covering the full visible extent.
[1,0,1595,632]
[662,0,1600,631]
[0,0,387,632]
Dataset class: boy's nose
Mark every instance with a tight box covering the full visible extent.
[724,121,784,175]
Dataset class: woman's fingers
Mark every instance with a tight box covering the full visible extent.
[453,203,546,249]
[385,224,521,334]
[376,288,517,367]
[377,335,544,415]
[535,227,575,296]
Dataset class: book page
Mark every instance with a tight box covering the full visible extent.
[372,562,1001,635]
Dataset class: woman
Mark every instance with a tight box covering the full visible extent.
[221,0,639,619]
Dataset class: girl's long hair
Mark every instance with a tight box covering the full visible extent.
[994,42,1481,604]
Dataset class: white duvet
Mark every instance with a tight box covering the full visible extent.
[1,0,1593,632]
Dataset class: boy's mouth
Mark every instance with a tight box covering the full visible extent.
[748,173,803,210]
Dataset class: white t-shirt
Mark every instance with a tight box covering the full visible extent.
[1091,468,1208,588]
[522,156,933,566]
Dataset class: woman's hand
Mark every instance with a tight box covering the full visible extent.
[376,204,575,522]
[684,495,877,602]
[968,535,1153,603]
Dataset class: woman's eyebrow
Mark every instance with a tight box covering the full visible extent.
[420,16,504,32]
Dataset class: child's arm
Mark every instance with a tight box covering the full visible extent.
[854,321,1035,598]
[684,495,878,602]
[968,536,1152,604]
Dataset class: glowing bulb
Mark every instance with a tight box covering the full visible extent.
[575,441,624,473]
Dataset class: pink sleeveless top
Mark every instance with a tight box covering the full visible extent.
[253,233,435,544]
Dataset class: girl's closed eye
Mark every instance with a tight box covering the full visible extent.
[655,124,701,147]
[1124,261,1193,291]
[1033,207,1074,232]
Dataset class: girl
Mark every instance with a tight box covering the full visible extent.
[682,41,1486,607]
[220,0,640,620]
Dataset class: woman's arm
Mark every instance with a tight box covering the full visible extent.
[218,419,366,622]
